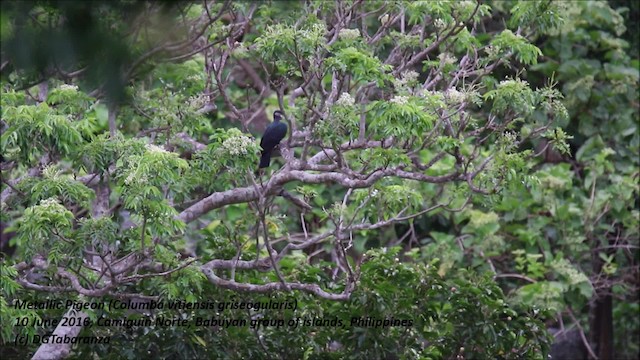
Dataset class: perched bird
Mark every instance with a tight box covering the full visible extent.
[259,110,288,168]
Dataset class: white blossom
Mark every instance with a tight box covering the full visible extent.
[438,52,456,65]
[499,79,529,87]
[124,173,135,185]
[145,144,167,153]
[503,131,518,143]
[124,172,148,186]
[445,88,466,103]
[40,197,60,208]
[339,28,361,41]
[402,70,419,83]
[390,95,409,105]
[501,131,519,151]
[221,135,254,156]
[39,197,66,213]
[59,84,78,91]
[485,45,500,58]
[418,89,446,107]
[188,94,206,109]
[434,18,446,30]
[393,70,420,90]
[336,92,355,107]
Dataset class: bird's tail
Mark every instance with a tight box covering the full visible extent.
[259,151,271,168]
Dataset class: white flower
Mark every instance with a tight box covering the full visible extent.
[145,144,167,153]
[438,52,456,65]
[336,92,355,107]
[402,70,419,83]
[188,94,206,109]
[221,135,253,156]
[393,71,420,90]
[499,79,529,87]
[390,95,409,105]
[501,131,519,151]
[445,88,466,103]
[40,197,60,208]
[339,28,361,41]
[485,45,500,58]
[503,131,517,143]
[59,84,78,91]
[38,197,68,214]
[434,18,446,30]
[124,172,135,185]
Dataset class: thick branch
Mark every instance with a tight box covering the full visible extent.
[31,309,91,360]
[201,266,354,300]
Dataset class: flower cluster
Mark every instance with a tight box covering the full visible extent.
[503,131,518,143]
[499,78,529,87]
[434,18,446,30]
[445,88,466,103]
[336,92,355,107]
[124,171,148,186]
[418,89,446,109]
[393,70,419,90]
[438,52,457,65]
[145,144,167,153]
[500,131,519,151]
[339,28,361,41]
[40,197,60,208]
[485,45,500,58]
[390,95,409,105]
[221,135,254,156]
[186,74,204,83]
[402,70,419,83]
[39,197,68,214]
[187,94,206,110]
[59,84,79,92]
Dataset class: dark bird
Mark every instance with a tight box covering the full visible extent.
[259,110,288,168]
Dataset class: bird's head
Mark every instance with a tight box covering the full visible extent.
[273,110,284,122]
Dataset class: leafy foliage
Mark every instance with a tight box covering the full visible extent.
[1,1,637,359]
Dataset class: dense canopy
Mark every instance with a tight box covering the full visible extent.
[1,1,638,359]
